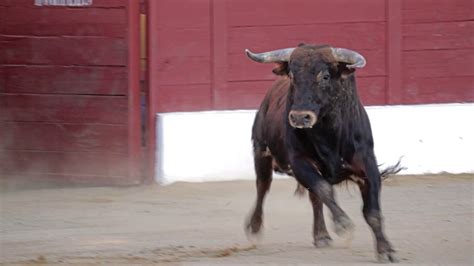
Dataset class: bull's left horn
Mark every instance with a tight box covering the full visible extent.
[331,47,366,69]
[245,48,295,63]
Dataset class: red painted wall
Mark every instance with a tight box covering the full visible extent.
[401,0,474,104]
[149,0,473,113]
[0,0,142,185]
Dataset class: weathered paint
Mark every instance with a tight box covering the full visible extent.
[0,0,142,185]
[147,0,473,112]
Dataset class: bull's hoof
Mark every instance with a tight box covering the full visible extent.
[377,251,399,263]
[244,219,263,244]
[376,241,398,263]
[244,213,263,237]
[313,236,332,248]
[334,215,355,237]
[245,220,262,235]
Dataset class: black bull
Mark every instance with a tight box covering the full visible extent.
[244,44,402,262]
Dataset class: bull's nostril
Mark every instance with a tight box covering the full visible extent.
[289,113,296,124]
[303,114,311,123]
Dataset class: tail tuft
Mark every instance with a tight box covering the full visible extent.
[380,157,405,180]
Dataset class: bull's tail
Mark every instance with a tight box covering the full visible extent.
[294,183,306,197]
[380,157,405,180]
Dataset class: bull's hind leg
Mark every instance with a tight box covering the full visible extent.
[245,150,273,235]
[309,192,332,247]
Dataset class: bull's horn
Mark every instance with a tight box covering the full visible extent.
[331,47,366,69]
[245,48,295,63]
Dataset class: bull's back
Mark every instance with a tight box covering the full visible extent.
[252,78,291,166]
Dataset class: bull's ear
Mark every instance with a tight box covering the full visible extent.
[272,62,289,76]
[337,63,356,79]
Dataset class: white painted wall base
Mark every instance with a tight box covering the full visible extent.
[155,103,474,184]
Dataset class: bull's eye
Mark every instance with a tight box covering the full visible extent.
[317,71,331,81]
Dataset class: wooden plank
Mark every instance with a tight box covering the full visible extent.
[403,21,474,51]
[402,76,474,104]
[0,35,7,65]
[127,0,142,182]
[1,6,127,37]
[153,28,210,57]
[0,66,5,93]
[0,150,128,177]
[0,122,128,153]
[214,80,274,110]
[0,0,134,186]
[0,7,6,35]
[228,22,386,54]
[386,0,403,105]
[357,76,387,105]
[153,56,211,85]
[150,0,210,29]
[0,0,127,7]
[212,0,229,108]
[228,0,385,26]
[3,66,127,95]
[0,94,128,124]
[2,36,127,66]
[228,49,386,81]
[147,0,159,183]
[154,84,212,113]
[402,0,473,23]
[403,49,474,78]
[149,6,212,90]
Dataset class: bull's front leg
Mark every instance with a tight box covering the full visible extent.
[358,152,397,263]
[245,150,273,236]
[308,191,332,247]
[290,156,355,239]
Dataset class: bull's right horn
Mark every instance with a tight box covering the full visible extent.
[245,48,295,63]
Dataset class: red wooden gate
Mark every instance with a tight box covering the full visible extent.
[0,0,143,185]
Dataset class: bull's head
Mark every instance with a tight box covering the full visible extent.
[245,44,366,129]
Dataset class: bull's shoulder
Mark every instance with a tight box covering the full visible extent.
[254,77,290,123]
[252,78,291,156]
[269,78,291,99]
[264,78,290,113]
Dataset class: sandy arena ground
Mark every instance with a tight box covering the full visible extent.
[0,175,473,265]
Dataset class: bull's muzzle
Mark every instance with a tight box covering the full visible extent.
[288,110,317,129]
